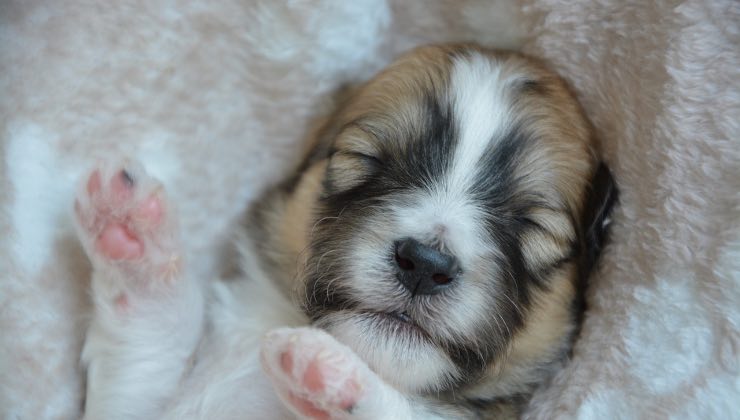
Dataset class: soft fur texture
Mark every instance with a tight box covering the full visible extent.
[1,1,738,419]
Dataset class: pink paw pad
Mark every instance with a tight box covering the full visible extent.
[96,223,143,260]
[75,163,173,268]
[262,328,365,420]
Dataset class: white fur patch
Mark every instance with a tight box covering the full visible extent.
[448,53,511,190]
[575,389,637,419]
[5,123,81,273]
[136,132,182,190]
[244,0,391,81]
[625,272,714,394]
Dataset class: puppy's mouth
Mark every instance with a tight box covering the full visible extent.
[364,310,432,340]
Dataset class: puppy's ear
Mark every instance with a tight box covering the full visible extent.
[579,162,618,275]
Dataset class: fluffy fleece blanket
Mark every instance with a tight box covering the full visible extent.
[1,1,738,418]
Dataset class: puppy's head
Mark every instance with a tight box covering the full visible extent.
[290,45,616,396]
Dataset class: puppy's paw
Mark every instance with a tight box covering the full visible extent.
[262,327,370,420]
[74,160,180,283]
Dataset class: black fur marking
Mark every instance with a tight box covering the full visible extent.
[476,126,557,211]
[328,92,458,198]
[470,125,542,317]
[446,344,489,381]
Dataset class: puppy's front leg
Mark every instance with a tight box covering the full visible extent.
[261,327,467,420]
[74,163,203,420]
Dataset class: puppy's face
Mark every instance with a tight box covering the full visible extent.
[296,46,612,395]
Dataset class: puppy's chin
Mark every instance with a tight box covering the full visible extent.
[314,310,460,393]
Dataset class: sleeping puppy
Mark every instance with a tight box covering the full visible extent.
[75,44,616,419]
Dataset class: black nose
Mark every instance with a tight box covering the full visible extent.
[394,238,460,295]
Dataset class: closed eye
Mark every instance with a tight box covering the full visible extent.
[325,150,383,193]
[347,151,383,168]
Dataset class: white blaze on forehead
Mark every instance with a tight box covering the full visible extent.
[448,53,512,189]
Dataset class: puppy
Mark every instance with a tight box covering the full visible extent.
[74,44,616,419]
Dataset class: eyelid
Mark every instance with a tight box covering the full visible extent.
[326,150,381,193]
[342,151,383,167]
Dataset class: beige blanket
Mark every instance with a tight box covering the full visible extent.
[1,1,737,418]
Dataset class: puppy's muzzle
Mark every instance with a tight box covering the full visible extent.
[394,238,461,295]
